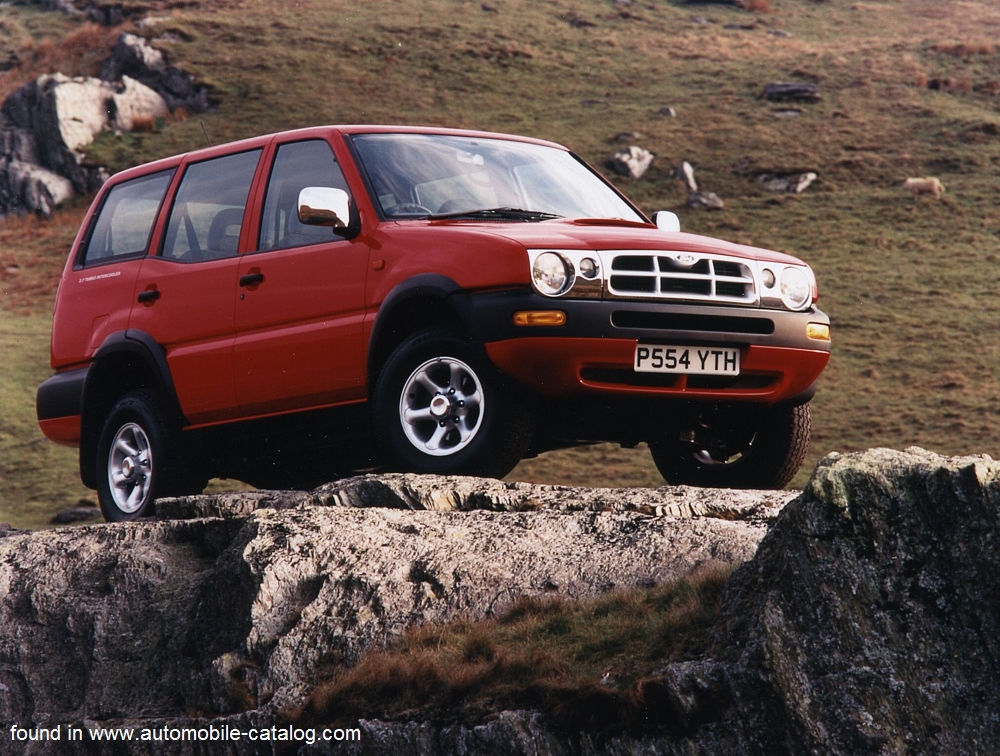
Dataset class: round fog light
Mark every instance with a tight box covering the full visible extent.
[579,257,598,279]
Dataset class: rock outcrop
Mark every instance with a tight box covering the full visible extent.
[0,29,213,217]
[604,145,654,179]
[330,448,1000,754]
[4,448,1000,755]
[0,475,785,754]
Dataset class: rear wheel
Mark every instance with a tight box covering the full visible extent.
[373,329,533,478]
[649,403,811,490]
[96,390,199,521]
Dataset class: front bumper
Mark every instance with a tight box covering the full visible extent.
[469,292,830,405]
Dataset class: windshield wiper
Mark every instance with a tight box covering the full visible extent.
[428,207,563,221]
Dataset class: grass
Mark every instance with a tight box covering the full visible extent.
[290,564,731,734]
[4,0,1000,523]
[0,313,93,529]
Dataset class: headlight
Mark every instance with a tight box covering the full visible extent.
[531,252,572,296]
[779,266,811,311]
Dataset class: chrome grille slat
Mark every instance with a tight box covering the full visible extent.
[601,251,758,305]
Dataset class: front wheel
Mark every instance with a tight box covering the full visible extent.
[649,403,811,490]
[373,330,533,478]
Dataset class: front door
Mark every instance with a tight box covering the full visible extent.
[234,138,369,416]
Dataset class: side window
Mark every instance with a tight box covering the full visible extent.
[161,149,262,261]
[81,170,174,266]
[259,140,351,251]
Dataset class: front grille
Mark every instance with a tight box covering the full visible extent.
[604,251,757,304]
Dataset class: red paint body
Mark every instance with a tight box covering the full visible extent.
[38,125,831,486]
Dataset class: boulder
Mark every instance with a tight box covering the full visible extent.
[0,475,785,735]
[311,448,1000,754]
[711,447,1000,754]
[0,159,74,216]
[677,160,698,192]
[605,145,654,179]
[686,190,724,209]
[0,27,211,216]
[112,75,170,132]
[6,449,1000,755]
[762,81,821,102]
[0,72,166,214]
[101,32,215,112]
[756,171,818,193]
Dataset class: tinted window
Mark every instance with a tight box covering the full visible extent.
[161,150,262,261]
[259,140,351,251]
[82,170,174,265]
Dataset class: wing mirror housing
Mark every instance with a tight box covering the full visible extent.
[653,210,681,233]
[298,187,360,239]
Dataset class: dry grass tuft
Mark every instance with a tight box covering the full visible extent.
[130,113,157,133]
[0,204,87,315]
[0,21,119,103]
[934,41,996,57]
[931,372,968,391]
[291,564,733,735]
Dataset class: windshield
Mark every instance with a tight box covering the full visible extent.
[351,133,645,222]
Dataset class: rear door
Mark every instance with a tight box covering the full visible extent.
[51,170,174,368]
[233,137,370,416]
[128,149,263,425]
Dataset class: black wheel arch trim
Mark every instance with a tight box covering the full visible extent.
[366,273,476,378]
[87,330,183,418]
[77,330,185,490]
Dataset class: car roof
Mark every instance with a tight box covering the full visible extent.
[105,125,570,184]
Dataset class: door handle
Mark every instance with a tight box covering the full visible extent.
[137,289,160,303]
[239,272,265,287]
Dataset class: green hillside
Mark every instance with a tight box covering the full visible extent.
[3,0,1000,526]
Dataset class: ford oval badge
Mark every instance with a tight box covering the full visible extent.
[674,253,697,267]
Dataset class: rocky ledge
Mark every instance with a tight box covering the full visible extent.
[2,448,999,754]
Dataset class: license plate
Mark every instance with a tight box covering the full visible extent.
[634,344,740,375]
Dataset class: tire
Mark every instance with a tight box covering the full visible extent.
[373,329,533,478]
[95,389,193,521]
[649,403,811,490]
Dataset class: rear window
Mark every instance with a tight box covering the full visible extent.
[161,150,262,261]
[81,170,174,265]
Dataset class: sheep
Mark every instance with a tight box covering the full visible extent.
[902,177,945,200]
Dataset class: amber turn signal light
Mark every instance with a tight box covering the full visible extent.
[806,323,830,341]
[513,310,567,326]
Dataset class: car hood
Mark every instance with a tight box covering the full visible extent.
[438,218,807,266]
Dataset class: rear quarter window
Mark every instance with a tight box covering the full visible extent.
[80,170,174,266]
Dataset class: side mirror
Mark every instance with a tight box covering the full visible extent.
[653,210,681,233]
[298,187,351,228]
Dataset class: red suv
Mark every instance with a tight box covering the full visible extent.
[36,125,831,520]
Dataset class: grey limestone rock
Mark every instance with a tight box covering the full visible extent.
[605,145,654,179]
[0,474,780,751]
[0,21,211,216]
[685,190,724,210]
[5,449,1000,755]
